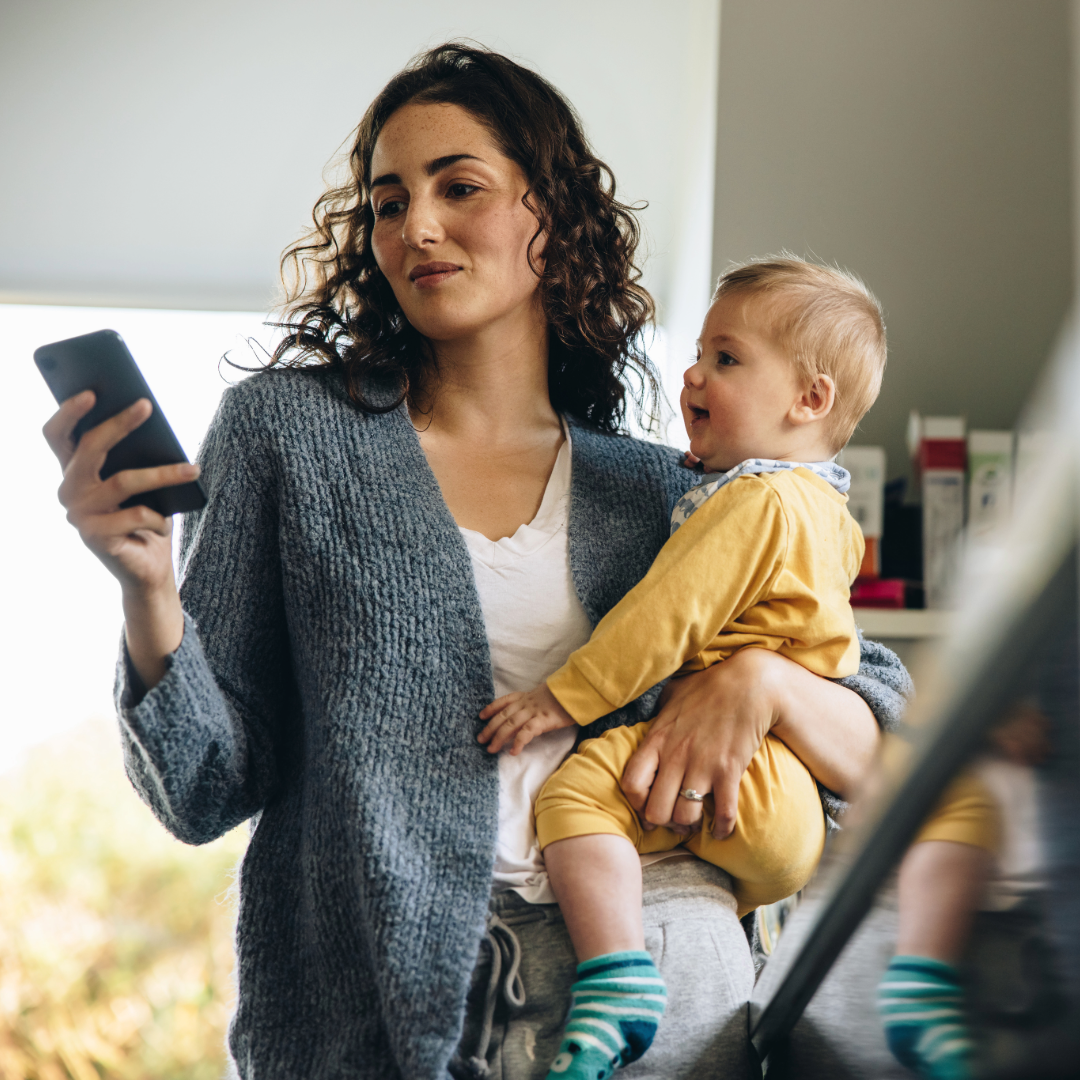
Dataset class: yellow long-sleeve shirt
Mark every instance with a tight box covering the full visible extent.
[546,467,865,725]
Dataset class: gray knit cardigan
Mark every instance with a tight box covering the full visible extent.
[114,368,911,1080]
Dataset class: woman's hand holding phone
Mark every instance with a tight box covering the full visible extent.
[42,390,196,689]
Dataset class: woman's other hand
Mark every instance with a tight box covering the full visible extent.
[477,684,577,755]
[42,391,193,687]
[620,648,880,839]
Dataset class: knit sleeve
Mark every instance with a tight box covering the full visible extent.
[816,630,914,823]
[114,379,293,845]
[838,630,913,736]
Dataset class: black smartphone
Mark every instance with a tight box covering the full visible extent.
[34,328,208,515]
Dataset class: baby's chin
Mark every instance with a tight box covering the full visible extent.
[697,455,736,474]
[687,443,732,474]
[686,432,742,473]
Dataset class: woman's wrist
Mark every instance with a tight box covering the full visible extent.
[720,647,788,731]
[747,649,879,799]
[762,656,800,741]
[122,579,185,691]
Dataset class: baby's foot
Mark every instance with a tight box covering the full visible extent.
[878,955,973,1080]
[545,951,667,1080]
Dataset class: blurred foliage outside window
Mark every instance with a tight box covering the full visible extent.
[0,718,248,1079]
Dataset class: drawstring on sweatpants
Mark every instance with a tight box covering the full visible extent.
[451,911,527,1079]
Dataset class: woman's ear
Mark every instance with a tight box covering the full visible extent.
[789,374,836,427]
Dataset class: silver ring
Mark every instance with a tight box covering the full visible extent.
[679,788,705,802]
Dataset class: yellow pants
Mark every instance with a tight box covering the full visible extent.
[913,770,1001,852]
[535,721,1001,919]
[536,722,826,918]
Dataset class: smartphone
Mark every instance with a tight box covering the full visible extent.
[34,328,208,515]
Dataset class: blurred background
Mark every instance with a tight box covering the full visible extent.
[1,0,1077,1076]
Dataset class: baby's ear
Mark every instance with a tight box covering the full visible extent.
[790,374,836,426]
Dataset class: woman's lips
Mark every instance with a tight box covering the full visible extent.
[409,262,461,288]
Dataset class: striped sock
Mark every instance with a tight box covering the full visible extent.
[545,950,667,1079]
[878,956,974,1080]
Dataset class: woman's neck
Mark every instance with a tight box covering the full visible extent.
[410,303,557,444]
[408,303,565,540]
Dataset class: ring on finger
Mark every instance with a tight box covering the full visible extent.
[679,788,705,802]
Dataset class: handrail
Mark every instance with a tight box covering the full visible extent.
[749,545,1078,1063]
[748,313,1080,1066]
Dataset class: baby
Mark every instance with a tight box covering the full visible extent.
[479,258,996,1080]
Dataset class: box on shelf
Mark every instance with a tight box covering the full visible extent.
[909,413,966,610]
[850,577,905,609]
[880,478,922,586]
[967,430,1014,540]
[837,445,885,577]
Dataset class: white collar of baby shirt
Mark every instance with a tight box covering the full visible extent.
[670,458,852,535]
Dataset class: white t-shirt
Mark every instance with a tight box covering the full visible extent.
[459,432,592,903]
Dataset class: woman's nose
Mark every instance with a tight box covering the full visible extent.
[401,196,444,250]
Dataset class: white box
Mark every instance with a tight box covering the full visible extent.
[924,469,965,608]
[918,417,966,610]
[967,430,1014,539]
[837,445,886,539]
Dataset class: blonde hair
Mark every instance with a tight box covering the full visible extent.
[713,256,886,452]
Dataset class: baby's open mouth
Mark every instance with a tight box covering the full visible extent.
[688,405,709,421]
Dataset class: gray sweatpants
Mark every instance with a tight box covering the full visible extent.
[453,858,754,1079]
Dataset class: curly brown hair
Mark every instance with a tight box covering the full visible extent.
[267,43,659,434]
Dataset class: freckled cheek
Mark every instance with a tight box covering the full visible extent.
[487,202,542,264]
[461,211,528,270]
[370,229,400,277]
[370,235,416,314]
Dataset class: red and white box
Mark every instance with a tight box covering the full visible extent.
[909,414,966,609]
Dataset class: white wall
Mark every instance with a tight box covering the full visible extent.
[4,0,1073,472]
[0,0,718,327]
[712,0,1074,485]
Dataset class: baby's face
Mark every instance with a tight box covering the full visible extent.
[681,293,805,473]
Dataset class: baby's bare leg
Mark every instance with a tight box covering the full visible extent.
[535,725,677,1076]
[544,833,644,959]
[541,834,666,1079]
[896,840,991,962]
[879,841,993,1079]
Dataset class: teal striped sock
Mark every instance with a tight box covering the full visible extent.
[545,950,667,1079]
[878,956,973,1080]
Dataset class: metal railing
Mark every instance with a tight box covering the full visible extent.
[748,316,1080,1071]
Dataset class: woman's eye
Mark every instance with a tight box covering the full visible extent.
[374,199,406,219]
[717,352,738,367]
[447,182,478,198]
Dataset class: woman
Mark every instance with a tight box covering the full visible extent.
[44,45,908,1080]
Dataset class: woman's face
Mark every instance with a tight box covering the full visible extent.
[369,102,544,344]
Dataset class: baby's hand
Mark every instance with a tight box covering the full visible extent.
[477,684,577,755]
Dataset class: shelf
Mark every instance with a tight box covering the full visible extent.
[854,608,953,639]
